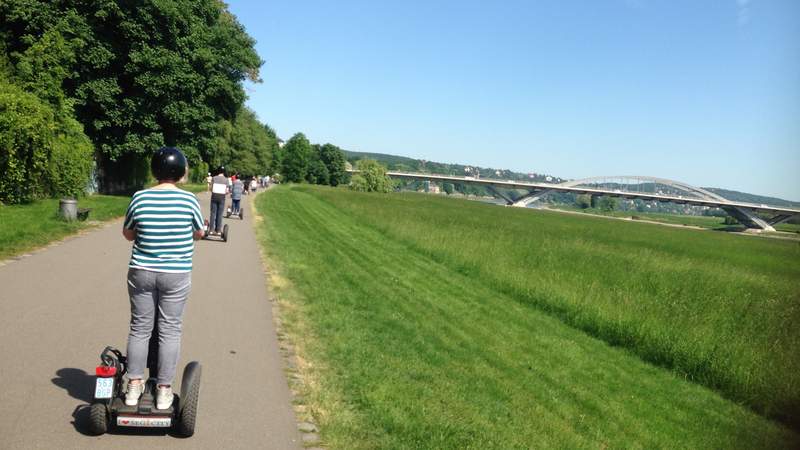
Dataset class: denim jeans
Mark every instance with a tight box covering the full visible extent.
[232,198,241,214]
[126,268,191,385]
[209,197,225,232]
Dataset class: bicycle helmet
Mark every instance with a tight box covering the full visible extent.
[151,147,187,182]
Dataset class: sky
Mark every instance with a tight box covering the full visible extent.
[227,0,800,201]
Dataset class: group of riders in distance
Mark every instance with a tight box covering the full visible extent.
[204,168,271,236]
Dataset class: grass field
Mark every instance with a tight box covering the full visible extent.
[147,182,208,193]
[0,183,204,261]
[0,195,131,261]
[255,185,799,449]
[552,206,800,233]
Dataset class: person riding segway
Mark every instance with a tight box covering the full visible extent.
[209,167,228,235]
[89,147,204,436]
[226,176,244,220]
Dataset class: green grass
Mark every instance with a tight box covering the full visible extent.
[176,183,208,193]
[147,182,208,193]
[0,195,130,260]
[553,206,800,234]
[552,206,734,228]
[0,184,207,261]
[255,185,799,449]
[775,222,800,233]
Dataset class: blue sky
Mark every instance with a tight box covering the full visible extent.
[227,0,799,200]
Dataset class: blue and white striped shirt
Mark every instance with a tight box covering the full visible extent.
[124,188,204,273]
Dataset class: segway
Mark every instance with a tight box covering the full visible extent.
[225,204,244,220]
[203,223,229,242]
[88,324,202,436]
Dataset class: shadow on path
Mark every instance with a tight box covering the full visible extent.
[52,368,94,403]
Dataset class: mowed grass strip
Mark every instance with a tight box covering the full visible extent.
[0,195,130,260]
[256,185,799,449]
[309,186,800,426]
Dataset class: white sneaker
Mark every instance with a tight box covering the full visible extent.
[156,385,174,410]
[125,380,145,406]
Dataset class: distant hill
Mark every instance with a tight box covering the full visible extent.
[343,150,565,184]
[703,188,800,208]
[344,150,799,207]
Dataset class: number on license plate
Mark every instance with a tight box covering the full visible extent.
[94,377,114,399]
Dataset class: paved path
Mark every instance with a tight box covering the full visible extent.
[0,191,302,449]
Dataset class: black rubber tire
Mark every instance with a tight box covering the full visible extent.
[176,361,202,437]
[222,224,229,242]
[240,209,244,220]
[88,402,109,435]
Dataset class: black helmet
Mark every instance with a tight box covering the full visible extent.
[215,166,226,176]
[151,147,187,181]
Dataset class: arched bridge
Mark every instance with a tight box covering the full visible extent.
[382,172,799,232]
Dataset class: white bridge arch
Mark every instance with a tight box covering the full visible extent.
[377,171,800,232]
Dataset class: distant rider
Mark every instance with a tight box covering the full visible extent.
[231,176,244,215]
[209,167,228,235]
[122,147,204,409]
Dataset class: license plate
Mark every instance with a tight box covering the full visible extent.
[117,416,172,427]
[94,377,114,399]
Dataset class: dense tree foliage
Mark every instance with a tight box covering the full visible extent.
[575,194,592,209]
[1,1,349,198]
[0,77,93,203]
[281,133,312,183]
[276,137,348,186]
[209,107,278,177]
[318,143,348,186]
[306,145,330,185]
[350,159,393,193]
[598,196,618,211]
[1,0,262,191]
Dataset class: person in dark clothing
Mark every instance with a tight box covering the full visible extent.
[209,167,228,234]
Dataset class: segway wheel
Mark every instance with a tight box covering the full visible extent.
[176,361,202,437]
[222,224,229,242]
[240,209,244,220]
[88,402,109,435]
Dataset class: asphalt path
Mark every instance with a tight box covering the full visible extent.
[0,191,302,449]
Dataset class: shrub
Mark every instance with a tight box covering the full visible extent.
[0,81,54,203]
[47,116,94,199]
[0,79,93,203]
[349,159,393,193]
[189,160,209,183]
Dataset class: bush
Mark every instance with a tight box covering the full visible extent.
[47,116,94,199]
[189,160,209,183]
[598,196,618,212]
[0,79,93,203]
[0,81,52,203]
[349,159,393,193]
[575,194,592,209]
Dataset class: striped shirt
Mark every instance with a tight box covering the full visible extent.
[124,188,204,273]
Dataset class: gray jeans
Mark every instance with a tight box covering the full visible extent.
[126,268,191,385]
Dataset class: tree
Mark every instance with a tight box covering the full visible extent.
[575,194,592,209]
[598,196,618,212]
[1,0,262,191]
[281,133,311,183]
[0,77,92,203]
[306,159,330,185]
[442,183,454,195]
[318,143,348,186]
[349,159,393,193]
